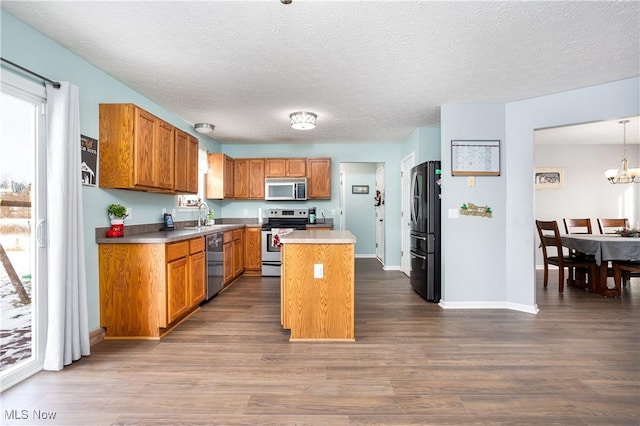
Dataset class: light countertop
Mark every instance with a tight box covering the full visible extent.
[279,230,356,244]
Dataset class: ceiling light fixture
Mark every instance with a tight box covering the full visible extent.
[604,119,640,184]
[289,111,317,130]
[194,123,215,135]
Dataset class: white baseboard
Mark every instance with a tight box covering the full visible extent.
[355,254,377,258]
[383,265,401,271]
[439,300,539,314]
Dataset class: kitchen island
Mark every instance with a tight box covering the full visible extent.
[280,230,356,341]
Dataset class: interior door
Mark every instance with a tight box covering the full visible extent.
[375,165,385,262]
[1,73,47,391]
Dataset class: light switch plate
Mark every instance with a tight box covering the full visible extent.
[448,208,459,219]
[314,264,323,279]
[467,176,475,187]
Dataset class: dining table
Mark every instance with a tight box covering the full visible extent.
[561,234,640,297]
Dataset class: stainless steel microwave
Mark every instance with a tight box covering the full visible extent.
[265,178,307,201]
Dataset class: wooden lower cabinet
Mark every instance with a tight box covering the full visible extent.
[223,229,245,285]
[244,227,262,276]
[99,236,205,339]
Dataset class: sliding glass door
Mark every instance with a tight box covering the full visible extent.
[0,72,47,391]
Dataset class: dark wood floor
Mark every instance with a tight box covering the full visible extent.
[3,259,639,425]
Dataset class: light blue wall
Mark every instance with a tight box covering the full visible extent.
[441,104,507,304]
[402,126,441,164]
[222,142,416,266]
[505,77,640,310]
[441,77,640,312]
[342,163,377,256]
[1,12,223,330]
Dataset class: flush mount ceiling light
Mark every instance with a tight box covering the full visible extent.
[194,123,215,135]
[289,111,317,130]
[604,119,640,184]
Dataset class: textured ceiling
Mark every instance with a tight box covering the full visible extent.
[2,1,639,144]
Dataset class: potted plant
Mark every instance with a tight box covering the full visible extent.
[106,203,128,237]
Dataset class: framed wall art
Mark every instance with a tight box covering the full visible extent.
[352,185,369,194]
[451,140,500,176]
[81,135,98,186]
[534,167,564,190]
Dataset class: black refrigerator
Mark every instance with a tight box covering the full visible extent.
[409,161,442,302]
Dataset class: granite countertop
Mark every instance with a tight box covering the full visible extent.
[96,218,334,244]
[280,230,356,244]
[96,224,246,244]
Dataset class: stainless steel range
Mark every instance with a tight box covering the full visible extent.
[261,208,308,276]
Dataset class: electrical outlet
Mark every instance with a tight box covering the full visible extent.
[126,208,132,220]
[162,208,166,215]
[331,209,336,216]
[314,264,323,279]
[319,209,325,216]
[172,208,176,217]
[243,209,249,217]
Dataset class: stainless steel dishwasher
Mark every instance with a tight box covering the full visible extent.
[205,232,223,300]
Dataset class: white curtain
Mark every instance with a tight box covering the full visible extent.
[43,82,90,371]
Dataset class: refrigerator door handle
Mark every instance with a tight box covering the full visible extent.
[410,234,427,241]
[410,251,427,260]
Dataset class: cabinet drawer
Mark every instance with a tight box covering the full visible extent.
[232,229,243,240]
[166,241,189,261]
[189,237,205,254]
[223,231,233,244]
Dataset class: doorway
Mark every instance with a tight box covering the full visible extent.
[339,163,383,261]
[1,74,48,391]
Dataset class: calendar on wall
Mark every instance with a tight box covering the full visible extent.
[451,140,500,176]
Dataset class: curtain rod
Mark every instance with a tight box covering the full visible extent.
[1,57,61,89]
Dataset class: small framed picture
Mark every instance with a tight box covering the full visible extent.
[81,135,98,186]
[352,185,369,194]
[535,167,564,190]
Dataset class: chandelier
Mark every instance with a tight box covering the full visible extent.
[604,119,640,184]
[289,111,317,130]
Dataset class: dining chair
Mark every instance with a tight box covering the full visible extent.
[536,220,597,293]
[597,218,630,234]
[562,218,594,283]
[562,218,592,235]
[612,261,640,295]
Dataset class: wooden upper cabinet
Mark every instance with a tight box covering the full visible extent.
[100,103,175,192]
[132,108,156,188]
[265,158,286,177]
[233,159,249,199]
[206,153,234,199]
[174,129,198,194]
[224,155,234,198]
[248,159,265,199]
[235,158,265,199]
[186,134,199,194]
[174,129,188,192]
[155,119,175,190]
[307,158,331,199]
[265,158,306,178]
[286,158,307,177]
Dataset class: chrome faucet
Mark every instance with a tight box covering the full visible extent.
[198,202,209,228]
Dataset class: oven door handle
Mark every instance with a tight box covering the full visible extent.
[262,261,282,266]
